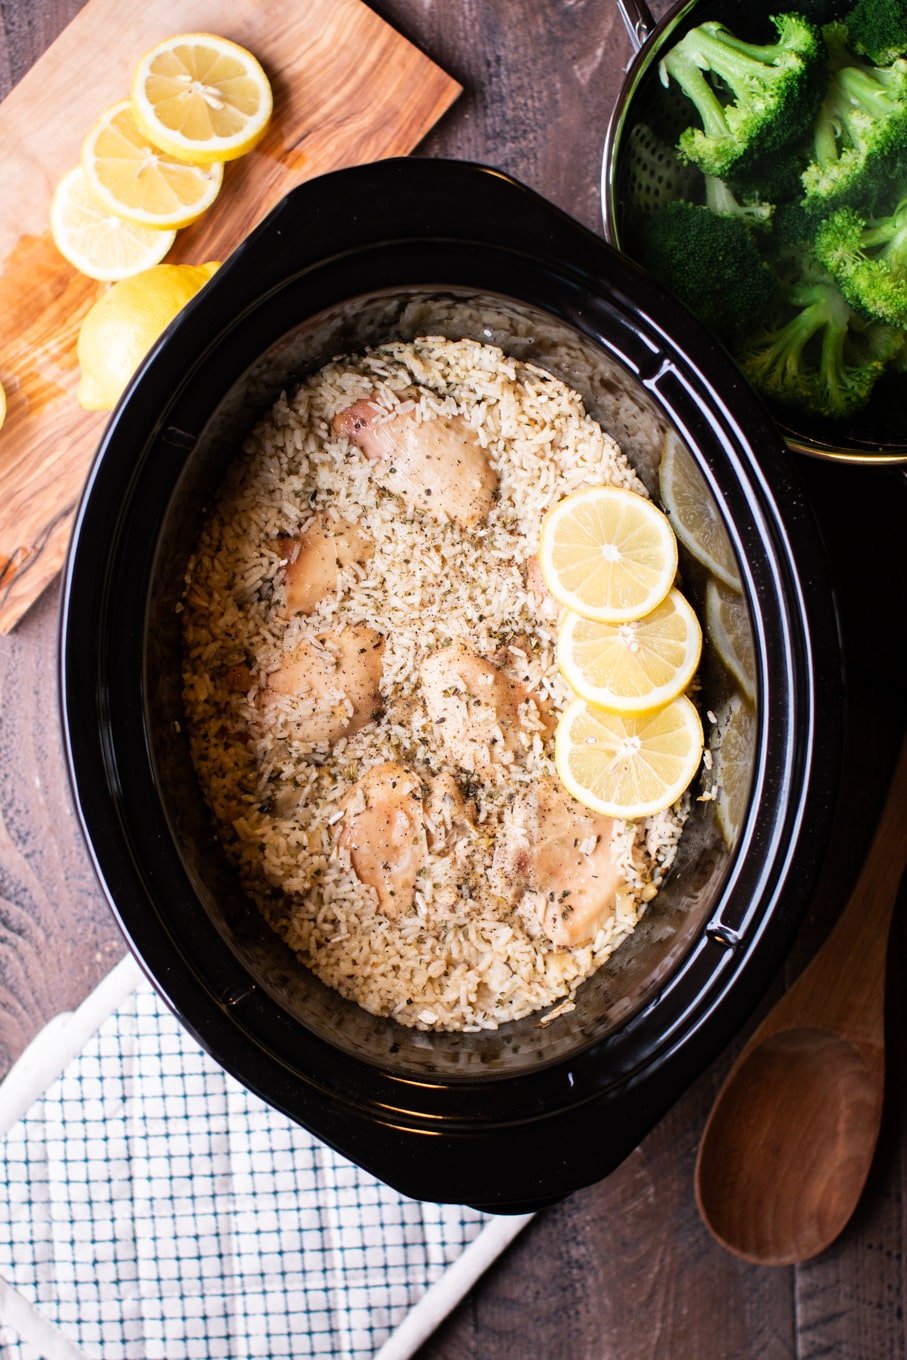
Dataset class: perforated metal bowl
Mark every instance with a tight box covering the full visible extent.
[602,0,907,467]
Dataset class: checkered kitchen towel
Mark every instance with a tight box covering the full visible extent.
[0,957,532,1360]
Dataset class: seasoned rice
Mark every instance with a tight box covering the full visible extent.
[181,336,689,1031]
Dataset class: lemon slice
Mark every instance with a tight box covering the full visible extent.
[555,694,703,819]
[558,588,702,714]
[539,485,678,623]
[82,101,223,230]
[658,431,741,591]
[712,694,755,847]
[131,33,273,165]
[706,578,756,702]
[50,166,177,281]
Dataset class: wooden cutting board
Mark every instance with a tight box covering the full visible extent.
[0,0,460,633]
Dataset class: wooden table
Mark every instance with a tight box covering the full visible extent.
[1,3,905,1356]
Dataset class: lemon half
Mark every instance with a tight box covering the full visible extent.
[712,694,755,847]
[77,261,220,410]
[706,578,756,702]
[658,432,742,591]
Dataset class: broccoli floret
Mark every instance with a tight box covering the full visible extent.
[815,197,907,324]
[772,201,817,247]
[660,13,825,177]
[738,268,895,417]
[846,0,907,67]
[801,24,907,208]
[638,200,779,345]
[729,141,811,204]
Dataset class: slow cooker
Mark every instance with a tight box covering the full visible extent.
[60,159,842,1211]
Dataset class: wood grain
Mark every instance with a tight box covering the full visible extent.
[1,2,906,1359]
[0,0,460,633]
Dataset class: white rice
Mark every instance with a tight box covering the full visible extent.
[181,337,689,1031]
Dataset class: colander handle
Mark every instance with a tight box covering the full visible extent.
[616,0,656,49]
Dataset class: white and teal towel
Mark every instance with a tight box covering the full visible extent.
[0,957,532,1360]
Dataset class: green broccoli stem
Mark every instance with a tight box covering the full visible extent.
[862,200,907,270]
[816,66,906,166]
[704,177,736,213]
[704,175,772,223]
[819,306,849,401]
[812,107,840,167]
[763,284,840,382]
[662,49,734,138]
[790,282,862,409]
[676,23,788,97]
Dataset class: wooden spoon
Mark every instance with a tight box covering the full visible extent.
[695,736,907,1265]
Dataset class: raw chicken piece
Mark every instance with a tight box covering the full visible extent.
[419,641,539,778]
[492,778,622,946]
[337,761,427,916]
[263,623,383,744]
[277,514,373,616]
[332,396,497,527]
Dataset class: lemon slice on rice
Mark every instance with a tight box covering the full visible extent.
[539,485,678,623]
[50,166,176,281]
[82,101,223,230]
[658,431,741,591]
[555,694,703,819]
[131,33,273,165]
[558,588,702,714]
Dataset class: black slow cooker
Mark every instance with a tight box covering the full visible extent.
[60,160,842,1212]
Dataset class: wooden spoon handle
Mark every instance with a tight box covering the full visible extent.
[757,734,907,1051]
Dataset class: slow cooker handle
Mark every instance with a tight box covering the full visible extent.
[616,0,656,49]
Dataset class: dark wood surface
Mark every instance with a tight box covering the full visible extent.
[1,3,905,1357]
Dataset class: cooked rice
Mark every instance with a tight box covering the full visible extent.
[181,337,689,1031]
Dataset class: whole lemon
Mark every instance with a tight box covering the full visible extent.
[77,261,220,411]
